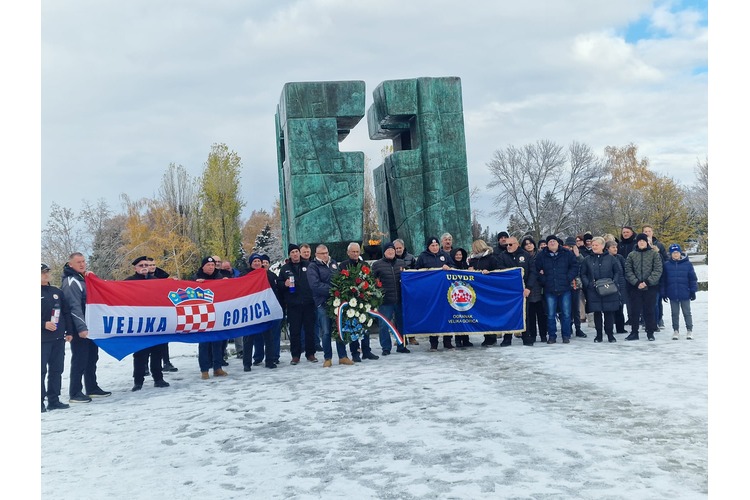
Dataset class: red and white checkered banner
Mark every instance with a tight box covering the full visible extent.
[85,270,282,360]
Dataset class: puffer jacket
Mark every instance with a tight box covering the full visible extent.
[625,246,663,287]
[661,256,698,301]
[535,247,579,295]
[371,256,405,305]
[60,263,88,336]
[581,252,621,312]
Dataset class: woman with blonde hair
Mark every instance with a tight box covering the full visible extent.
[467,239,500,346]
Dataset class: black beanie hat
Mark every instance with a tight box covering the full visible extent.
[288,243,300,254]
[498,231,510,239]
[635,233,649,243]
[384,242,395,252]
[132,255,149,266]
[583,233,593,242]
[564,236,576,246]
[201,256,216,267]
[545,234,560,244]
[426,236,439,248]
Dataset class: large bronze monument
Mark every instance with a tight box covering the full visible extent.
[275,77,471,258]
[368,76,472,254]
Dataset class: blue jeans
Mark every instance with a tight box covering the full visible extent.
[317,305,347,360]
[198,341,225,371]
[377,303,402,352]
[545,291,572,339]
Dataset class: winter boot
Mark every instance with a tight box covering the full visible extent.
[607,333,617,343]
[686,330,693,340]
[625,333,639,341]
[672,330,679,340]
[213,368,228,377]
[499,334,513,347]
[408,336,419,345]
[322,359,333,368]
[339,357,354,365]
[647,332,655,341]
[443,337,454,349]
[594,333,603,343]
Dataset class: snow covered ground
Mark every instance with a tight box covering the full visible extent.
[35,265,713,499]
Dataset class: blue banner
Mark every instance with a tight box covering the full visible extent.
[401,268,525,335]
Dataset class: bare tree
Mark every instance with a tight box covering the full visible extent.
[159,163,199,241]
[41,202,86,277]
[80,199,124,279]
[486,140,606,241]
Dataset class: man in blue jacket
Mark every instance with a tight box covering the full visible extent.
[535,235,579,344]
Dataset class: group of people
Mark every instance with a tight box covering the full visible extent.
[41,225,698,412]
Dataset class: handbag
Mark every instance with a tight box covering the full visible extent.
[594,278,618,297]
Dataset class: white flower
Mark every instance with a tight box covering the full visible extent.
[359,313,367,323]
[346,308,355,318]
[367,318,373,327]
[349,298,358,308]
[333,298,341,308]
[364,304,371,312]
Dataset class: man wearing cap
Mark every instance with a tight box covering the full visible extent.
[496,231,510,255]
[624,234,663,341]
[371,241,411,355]
[61,252,112,402]
[535,236,579,344]
[193,257,229,378]
[243,253,280,370]
[146,258,179,372]
[41,263,73,412]
[277,244,318,364]
[124,256,171,391]
[661,243,698,340]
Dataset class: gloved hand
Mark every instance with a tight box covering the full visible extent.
[662,297,668,303]
[690,292,696,301]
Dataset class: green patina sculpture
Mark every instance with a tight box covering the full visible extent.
[275,81,366,257]
[368,76,472,254]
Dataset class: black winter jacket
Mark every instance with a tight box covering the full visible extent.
[497,247,537,290]
[581,252,622,312]
[41,284,74,343]
[371,256,406,304]
[60,263,88,336]
[415,249,454,269]
[277,259,314,306]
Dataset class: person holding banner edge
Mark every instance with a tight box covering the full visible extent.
[193,256,229,378]
[415,236,455,351]
[371,241,410,355]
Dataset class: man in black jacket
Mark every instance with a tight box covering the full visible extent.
[61,252,112,403]
[277,244,318,365]
[535,236,579,344]
[496,237,536,346]
[125,256,170,391]
[41,263,73,412]
[147,258,178,373]
[371,242,410,355]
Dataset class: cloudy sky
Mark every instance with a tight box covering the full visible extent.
[36,0,707,232]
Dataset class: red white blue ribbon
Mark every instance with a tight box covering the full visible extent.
[335,303,403,345]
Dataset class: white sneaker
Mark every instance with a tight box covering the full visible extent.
[686,330,693,340]
[672,330,679,340]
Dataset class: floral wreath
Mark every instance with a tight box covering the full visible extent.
[326,261,384,342]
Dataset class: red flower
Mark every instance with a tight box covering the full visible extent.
[362,266,370,275]
[341,269,350,277]
[376,279,382,288]
[362,281,369,290]
[359,293,364,298]
[355,277,362,284]
[334,290,340,297]
[351,287,358,294]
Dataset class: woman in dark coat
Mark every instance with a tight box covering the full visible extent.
[521,236,547,345]
[605,240,629,334]
[467,239,501,347]
[450,247,472,348]
[581,237,622,343]
[416,236,455,350]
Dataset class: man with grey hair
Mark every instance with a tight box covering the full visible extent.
[441,233,453,254]
[393,239,416,269]
[340,242,379,362]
